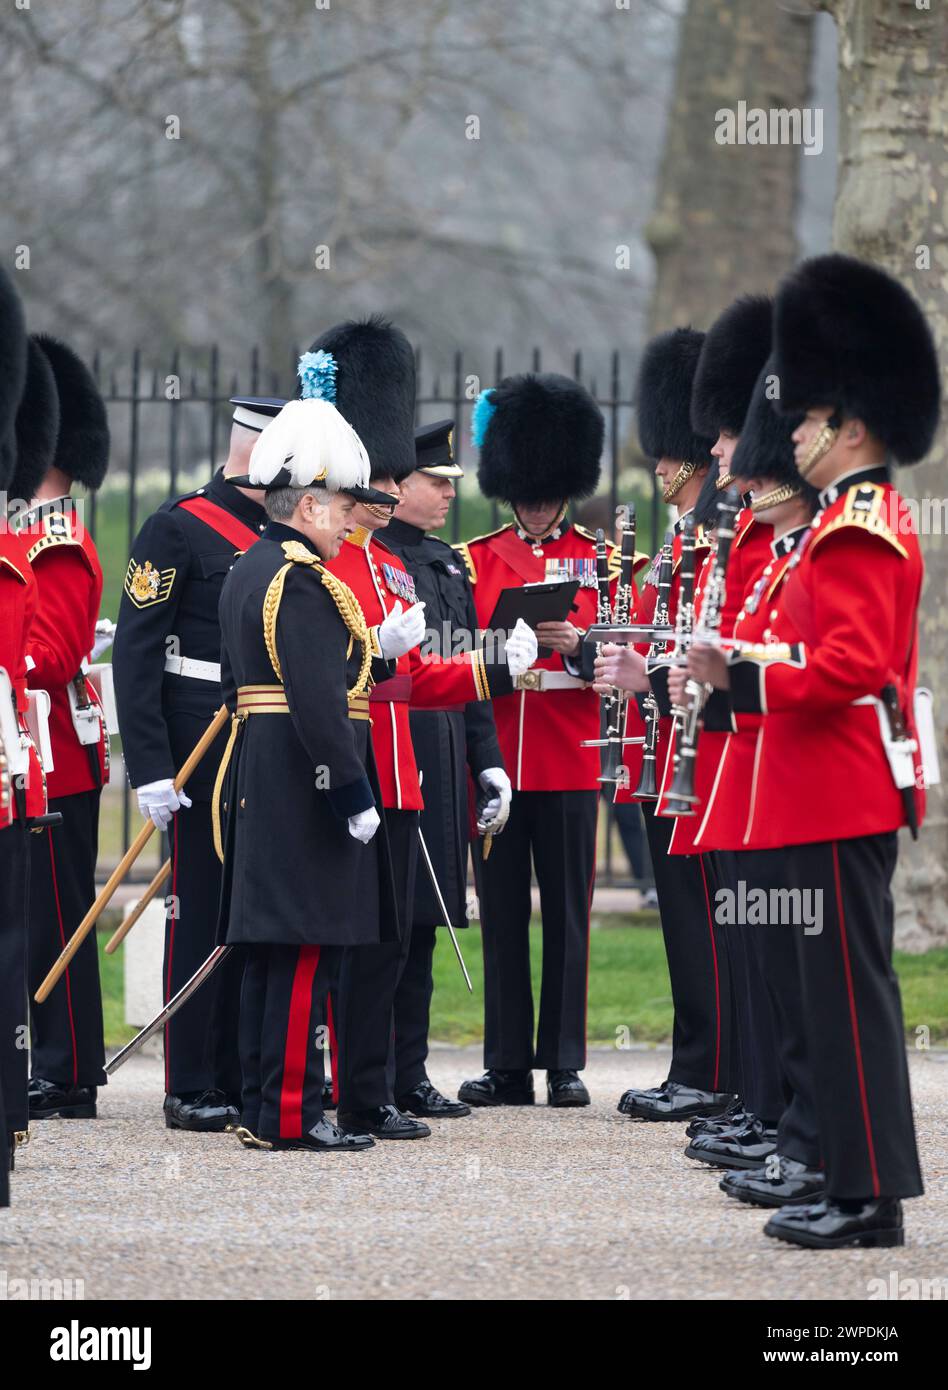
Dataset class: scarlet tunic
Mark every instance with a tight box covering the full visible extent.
[460,521,636,792]
[17,500,107,801]
[0,529,44,825]
[720,475,924,849]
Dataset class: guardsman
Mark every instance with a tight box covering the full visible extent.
[10,339,111,1122]
[0,266,32,1201]
[597,329,735,1121]
[216,391,401,1153]
[688,254,939,1249]
[383,423,515,1118]
[113,401,268,1131]
[457,373,628,1108]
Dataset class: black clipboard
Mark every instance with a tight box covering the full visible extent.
[488,579,581,658]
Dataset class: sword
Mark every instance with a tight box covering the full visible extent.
[105,945,231,1075]
[417,825,473,993]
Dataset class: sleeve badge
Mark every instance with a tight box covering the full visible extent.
[124,558,176,608]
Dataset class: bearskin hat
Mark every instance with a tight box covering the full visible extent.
[474,372,603,504]
[637,328,714,465]
[691,296,773,438]
[34,335,110,489]
[9,339,61,503]
[0,267,28,493]
[302,315,416,483]
[773,254,940,465]
[732,357,818,507]
[693,464,726,530]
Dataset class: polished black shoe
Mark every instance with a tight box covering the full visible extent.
[164,1090,239,1132]
[337,1104,431,1140]
[397,1080,470,1118]
[685,1102,752,1139]
[268,1118,376,1152]
[720,1155,825,1208]
[765,1197,904,1249]
[29,1077,97,1120]
[547,1070,590,1107]
[458,1069,535,1107]
[619,1080,736,1122]
[686,1120,777,1170]
[321,1082,337,1112]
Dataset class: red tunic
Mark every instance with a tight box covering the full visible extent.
[460,522,637,791]
[0,529,45,825]
[715,476,924,849]
[19,500,108,800]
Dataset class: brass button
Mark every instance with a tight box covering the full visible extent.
[240,797,246,809]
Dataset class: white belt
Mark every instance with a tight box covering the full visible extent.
[514,669,588,693]
[165,654,222,683]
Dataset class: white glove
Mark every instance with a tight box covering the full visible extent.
[504,617,538,679]
[477,767,512,835]
[136,779,192,832]
[378,600,427,659]
[90,620,116,662]
[348,806,380,844]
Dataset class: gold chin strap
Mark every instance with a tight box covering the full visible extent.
[715,471,735,491]
[512,501,568,542]
[750,482,801,514]
[363,496,399,521]
[662,459,697,502]
[799,420,838,478]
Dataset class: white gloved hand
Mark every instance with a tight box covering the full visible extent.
[477,766,512,835]
[378,600,427,659]
[136,779,192,832]
[90,620,116,662]
[348,806,381,844]
[504,617,538,678]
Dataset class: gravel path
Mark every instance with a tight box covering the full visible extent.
[3,1046,947,1301]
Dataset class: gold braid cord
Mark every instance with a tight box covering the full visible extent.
[263,540,373,702]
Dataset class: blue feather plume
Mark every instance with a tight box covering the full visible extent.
[471,389,496,448]
[298,349,337,402]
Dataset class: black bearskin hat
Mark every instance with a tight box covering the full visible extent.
[693,464,725,530]
[732,358,818,507]
[691,296,773,438]
[637,328,714,465]
[303,315,416,483]
[10,339,61,502]
[0,266,28,493]
[773,254,940,465]
[35,335,110,489]
[474,372,603,504]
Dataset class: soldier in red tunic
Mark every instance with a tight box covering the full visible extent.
[687,255,939,1249]
[11,339,111,1122]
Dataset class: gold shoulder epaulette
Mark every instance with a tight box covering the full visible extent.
[811,483,908,559]
[0,554,27,583]
[264,540,373,699]
[25,512,83,564]
[460,522,511,548]
[633,549,651,576]
[453,540,477,584]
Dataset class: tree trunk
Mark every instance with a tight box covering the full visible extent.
[646,0,814,334]
[821,0,948,949]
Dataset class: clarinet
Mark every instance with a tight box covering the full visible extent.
[633,530,674,799]
[656,513,697,816]
[599,504,637,785]
[663,491,740,816]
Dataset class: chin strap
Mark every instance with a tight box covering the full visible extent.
[662,459,698,502]
[715,471,735,491]
[750,482,802,514]
[798,416,840,478]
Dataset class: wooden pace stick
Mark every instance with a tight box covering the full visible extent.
[103,857,172,954]
[34,704,230,1003]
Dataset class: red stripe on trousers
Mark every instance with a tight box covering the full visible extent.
[582,850,596,1056]
[47,829,80,1086]
[831,841,881,1199]
[698,854,722,1092]
[163,817,179,1093]
[327,991,339,1106]
[279,945,322,1139]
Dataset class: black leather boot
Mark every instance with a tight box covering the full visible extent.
[29,1077,97,1120]
[458,1069,535,1106]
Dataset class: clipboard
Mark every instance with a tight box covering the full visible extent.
[488,579,581,658]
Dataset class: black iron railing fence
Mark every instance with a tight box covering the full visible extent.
[91,346,659,889]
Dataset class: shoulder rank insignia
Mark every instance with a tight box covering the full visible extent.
[124,558,176,608]
[25,510,78,562]
[811,482,908,559]
[380,562,417,603]
[453,540,477,584]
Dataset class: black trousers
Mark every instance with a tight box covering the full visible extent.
[643,803,736,1093]
[392,920,438,1094]
[28,791,106,1088]
[163,802,242,1096]
[789,834,922,1201]
[239,942,340,1141]
[475,789,598,1072]
[739,847,821,1167]
[0,819,30,1135]
[335,809,418,1110]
